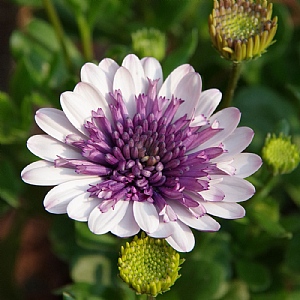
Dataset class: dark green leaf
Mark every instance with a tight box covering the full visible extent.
[249,197,290,238]
[235,260,271,292]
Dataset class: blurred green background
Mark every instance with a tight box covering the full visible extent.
[1,0,300,299]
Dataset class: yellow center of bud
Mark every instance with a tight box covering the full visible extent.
[118,233,184,297]
[209,0,278,61]
[262,133,300,175]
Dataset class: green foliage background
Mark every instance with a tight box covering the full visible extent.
[1,0,300,299]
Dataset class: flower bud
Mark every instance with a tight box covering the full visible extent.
[209,0,278,62]
[118,232,184,297]
[262,133,300,175]
[132,28,166,61]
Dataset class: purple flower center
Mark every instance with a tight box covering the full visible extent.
[55,79,225,215]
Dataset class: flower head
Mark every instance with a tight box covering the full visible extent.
[209,0,278,62]
[21,54,262,252]
[118,232,184,296]
[262,133,300,175]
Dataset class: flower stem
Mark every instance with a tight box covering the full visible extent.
[222,62,242,108]
[42,0,72,71]
[147,296,156,300]
[76,14,93,61]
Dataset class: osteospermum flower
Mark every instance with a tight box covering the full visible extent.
[21,54,262,252]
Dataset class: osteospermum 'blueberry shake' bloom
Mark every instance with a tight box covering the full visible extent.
[21,54,261,252]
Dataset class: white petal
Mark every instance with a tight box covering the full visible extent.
[21,160,96,186]
[80,63,113,104]
[168,200,220,231]
[173,72,202,121]
[191,107,241,153]
[27,135,82,162]
[60,83,107,134]
[43,177,100,213]
[141,57,163,90]
[191,89,222,126]
[213,127,254,160]
[122,54,147,95]
[35,108,84,142]
[202,201,245,219]
[230,153,262,178]
[199,185,225,202]
[98,57,119,81]
[165,221,195,252]
[148,221,175,238]
[67,193,99,221]
[133,201,159,233]
[74,82,112,122]
[113,67,136,118]
[88,200,129,234]
[111,202,140,237]
[212,176,255,202]
[158,64,194,100]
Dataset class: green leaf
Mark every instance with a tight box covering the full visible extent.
[75,222,118,251]
[63,292,76,300]
[249,197,290,238]
[178,258,226,300]
[235,260,271,292]
[49,216,79,262]
[71,254,112,285]
[0,92,30,144]
[0,159,21,208]
[235,86,298,152]
[285,233,300,274]
[220,281,250,300]
[10,0,42,6]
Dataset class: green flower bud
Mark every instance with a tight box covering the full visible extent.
[132,28,166,61]
[262,133,300,175]
[118,232,184,297]
[209,0,278,62]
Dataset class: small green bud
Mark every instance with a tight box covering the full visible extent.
[132,28,166,61]
[118,232,184,297]
[262,133,300,175]
[209,0,278,62]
